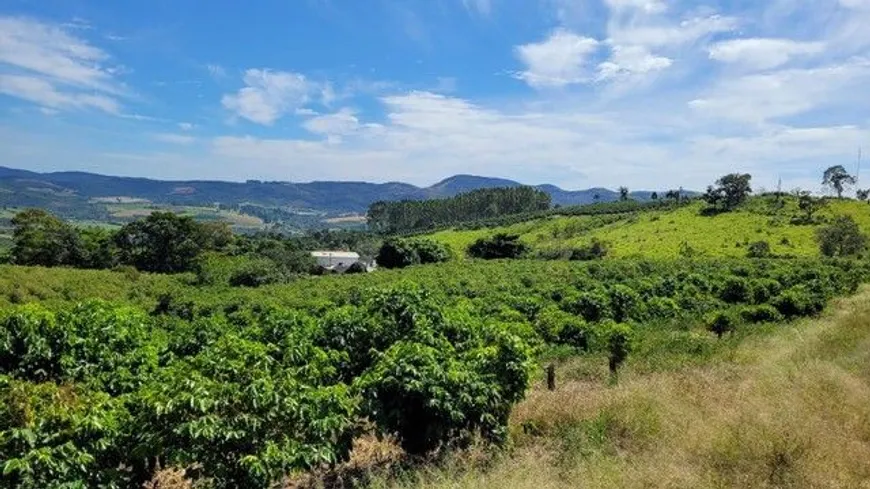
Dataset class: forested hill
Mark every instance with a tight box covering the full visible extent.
[0,166,660,214]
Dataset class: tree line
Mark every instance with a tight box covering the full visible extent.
[367,186,552,234]
[6,210,383,279]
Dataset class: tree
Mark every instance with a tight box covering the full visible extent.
[618,186,629,201]
[665,189,680,201]
[114,212,209,273]
[467,233,528,259]
[650,191,659,200]
[857,189,870,202]
[822,165,856,198]
[10,209,84,267]
[795,191,827,224]
[816,215,868,257]
[703,173,752,212]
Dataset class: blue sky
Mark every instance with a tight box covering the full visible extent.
[1,0,869,191]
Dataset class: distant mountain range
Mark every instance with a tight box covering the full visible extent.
[0,165,672,218]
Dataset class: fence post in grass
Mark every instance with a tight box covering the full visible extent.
[547,364,556,391]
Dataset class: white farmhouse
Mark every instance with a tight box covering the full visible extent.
[310,251,361,270]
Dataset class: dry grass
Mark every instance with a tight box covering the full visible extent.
[372,287,870,489]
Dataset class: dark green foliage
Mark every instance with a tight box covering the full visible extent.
[376,238,450,269]
[228,259,285,287]
[115,212,229,273]
[570,239,609,261]
[566,291,612,322]
[619,186,629,201]
[608,285,642,322]
[773,287,824,318]
[793,191,827,224]
[135,335,359,486]
[740,304,784,323]
[344,261,367,274]
[707,311,738,338]
[605,323,633,375]
[816,216,868,257]
[10,209,84,267]
[703,173,752,212]
[368,186,551,234]
[822,165,856,198]
[357,288,533,454]
[1,379,132,488]
[746,240,771,258]
[719,277,752,304]
[468,233,529,259]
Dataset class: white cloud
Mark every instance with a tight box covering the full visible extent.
[178,122,195,131]
[514,29,600,88]
[597,45,671,81]
[690,59,870,124]
[709,38,826,70]
[153,133,195,145]
[221,69,333,125]
[604,0,666,14]
[0,74,120,113]
[0,16,124,114]
[302,108,363,137]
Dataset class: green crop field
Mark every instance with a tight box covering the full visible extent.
[3,192,870,488]
[425,198,870,259]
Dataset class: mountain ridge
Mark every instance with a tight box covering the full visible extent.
[0,166,673,216]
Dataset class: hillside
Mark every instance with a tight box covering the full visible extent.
[374,286,870,488]
[0,166,666,220]
[426,197,870,259]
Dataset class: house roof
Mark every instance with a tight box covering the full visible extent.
[310,251,360,259]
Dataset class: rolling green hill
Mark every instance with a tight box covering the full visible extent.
[425,197,870,259]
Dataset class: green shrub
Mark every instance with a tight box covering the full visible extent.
[376,238,450,269]
[746,240,771,258]
[228,259,284,287]
[719,277,752,304]
[773,287,824,318]
[817,216,868,257]
[608,284,642,322]
[0,379,132,488]
[569,239,609,261]
[707,311,738,338]
[467,233,528,260]
[739,304,784,323]
[565,290,612,322]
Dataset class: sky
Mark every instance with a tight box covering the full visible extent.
[1,0,869,192]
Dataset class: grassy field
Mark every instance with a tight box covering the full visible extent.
[361,286,870,489]
[426,198,870,259]
[104,203,265,229]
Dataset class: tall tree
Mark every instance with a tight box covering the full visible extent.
[618,187,629,201]
[10,209,83,267]
[114,212,210,273]
[703,173,752,212]
[822,165,856,198]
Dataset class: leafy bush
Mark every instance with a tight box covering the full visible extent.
[1,379,132,488]
[376,238,450,269]
[467,233,529,260]
[739,304,784,323]
[719,277,752,304]
[746,240,771,258]
[565,290,611,322]
[773,287,825,318]
[228,259,285,287]
[707,311,738,338]
[817,216,868,257]
[608,284,643,322]
[569,239,610,261]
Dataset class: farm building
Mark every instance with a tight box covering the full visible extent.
[310,251,361,270]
